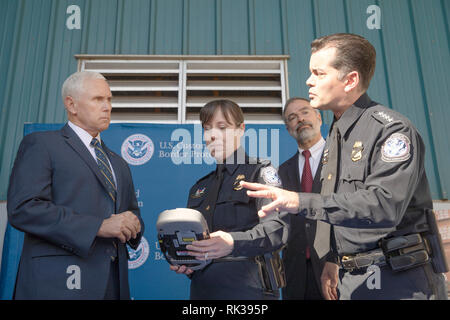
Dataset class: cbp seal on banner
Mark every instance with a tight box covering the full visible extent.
[127,236,149,269]
[121,134,154,165]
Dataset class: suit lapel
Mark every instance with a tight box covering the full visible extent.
[61,124,112,198]
[287,152,301,192]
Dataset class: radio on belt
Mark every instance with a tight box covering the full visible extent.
[156,208,212,270]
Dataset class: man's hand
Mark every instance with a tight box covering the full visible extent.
[321,262,339,300]
[97,211,141,243]
[240,181,300,217]
[186,231,234,260]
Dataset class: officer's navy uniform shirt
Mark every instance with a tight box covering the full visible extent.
[186,148,289,299]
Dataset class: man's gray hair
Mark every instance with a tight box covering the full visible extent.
[61,71,106,102]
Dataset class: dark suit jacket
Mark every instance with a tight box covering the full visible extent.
[279,150,330,300]
[7,124,144,299]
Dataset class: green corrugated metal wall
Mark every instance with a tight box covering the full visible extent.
[0,0,449,200]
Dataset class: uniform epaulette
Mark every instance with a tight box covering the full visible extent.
[371,110,403,126]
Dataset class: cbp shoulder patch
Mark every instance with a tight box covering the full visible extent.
[381,133,411,162]
[260,166,281,186]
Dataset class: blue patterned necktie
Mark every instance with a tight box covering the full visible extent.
[90,138,117,202]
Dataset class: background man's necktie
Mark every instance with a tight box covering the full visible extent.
[91,138,117,203]
[301,150,313,193]
[202,164,225,230]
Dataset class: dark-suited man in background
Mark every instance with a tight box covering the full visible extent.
[7,71,144,300]
[279,98,337,300]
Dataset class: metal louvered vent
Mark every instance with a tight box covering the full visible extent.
[77,55,289,124]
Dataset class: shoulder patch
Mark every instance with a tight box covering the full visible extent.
[381,133,411,162]
[260,166,282,186]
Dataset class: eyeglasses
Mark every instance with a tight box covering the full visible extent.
[286,109,312,123]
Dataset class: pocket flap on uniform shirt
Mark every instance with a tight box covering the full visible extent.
[217,188,250,204]
[187,194,206,208]
[341,163,366,182]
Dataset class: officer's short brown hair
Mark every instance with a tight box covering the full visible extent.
[200,99,244,128]
[311,33,376,91]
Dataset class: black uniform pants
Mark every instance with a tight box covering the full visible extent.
[190,260,280,300]
[338,263,447,300]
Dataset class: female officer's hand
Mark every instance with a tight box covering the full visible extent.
[186,231,234,260]
[170,265,194,275]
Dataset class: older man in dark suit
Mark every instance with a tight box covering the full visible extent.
[7,71,144,299]
[279,97,337,300]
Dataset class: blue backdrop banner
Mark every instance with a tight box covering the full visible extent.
[0,122,328,300]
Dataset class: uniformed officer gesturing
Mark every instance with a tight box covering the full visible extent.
[171,99,289,300]
[242,33,448,300]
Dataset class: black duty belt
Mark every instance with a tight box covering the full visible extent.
[342,209,449,275]
[341,233,433,273]
[340,248,386,272]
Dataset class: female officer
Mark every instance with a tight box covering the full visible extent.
[170,99,289,300]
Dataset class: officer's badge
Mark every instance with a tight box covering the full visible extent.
[322,149,329,164]
[351,141,364,162]
[233,174,246,191]
[381,133,411,163]
[191,187,206,199]
[261,167,281,186]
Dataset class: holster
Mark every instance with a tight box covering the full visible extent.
[423,209,449,273]
[380,208,448,274]
[380,233,430,272]
[254,248,286,295]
